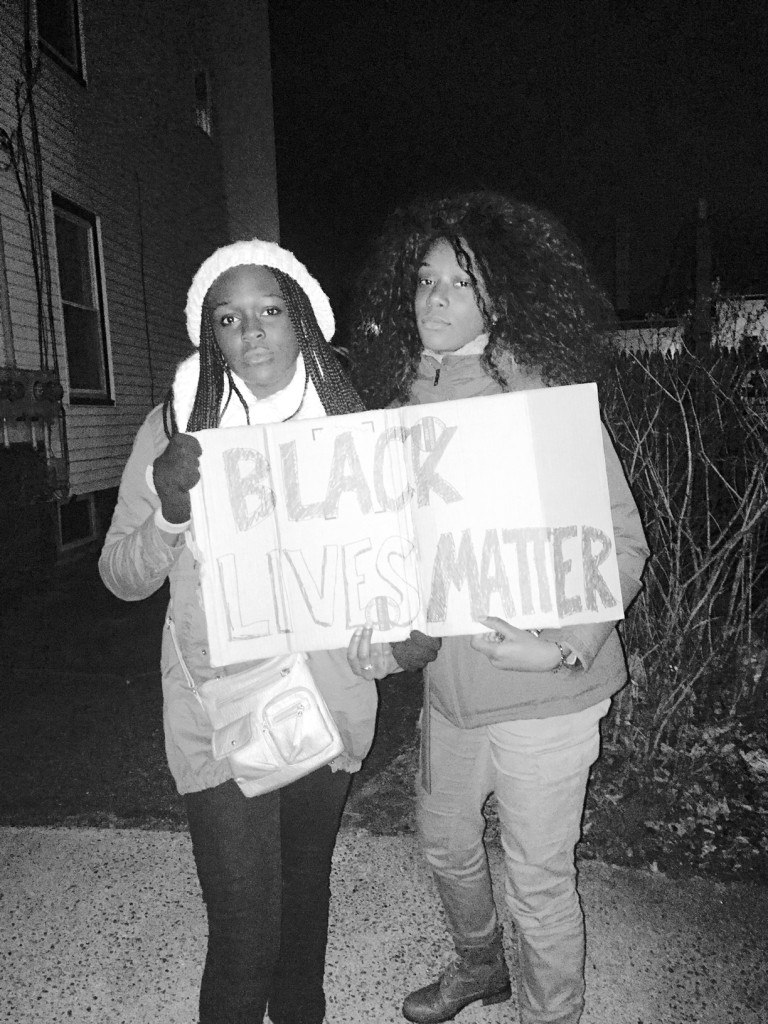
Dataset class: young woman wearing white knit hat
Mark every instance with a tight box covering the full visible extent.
[100,239,377,1024]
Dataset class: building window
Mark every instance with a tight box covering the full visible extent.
[37,0,84,79]
[52,196,111,402]
[57,492,98,552]
[195,70,213,135]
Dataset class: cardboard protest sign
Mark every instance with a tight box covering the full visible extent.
[189,383,622,665]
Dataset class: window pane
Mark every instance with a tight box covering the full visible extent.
[54,215,94,307]
[38,0,78,67]
[62,305,104,390]
[53,197,109,399]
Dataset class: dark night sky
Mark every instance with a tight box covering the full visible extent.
[269,0,767,317]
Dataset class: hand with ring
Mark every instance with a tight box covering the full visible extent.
[346,626,401,680]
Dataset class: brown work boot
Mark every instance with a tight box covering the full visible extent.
[402,928,511,1023]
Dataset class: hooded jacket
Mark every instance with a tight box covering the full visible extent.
[404,344,649,727]
[99,356,378,795]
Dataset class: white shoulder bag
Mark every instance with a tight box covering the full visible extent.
[167,619,343,797]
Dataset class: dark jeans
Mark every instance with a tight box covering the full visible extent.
[184,767,351,1024]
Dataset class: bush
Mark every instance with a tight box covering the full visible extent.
[602,301,768,762]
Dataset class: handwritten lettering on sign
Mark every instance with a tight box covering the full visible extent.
[189,384,621,664]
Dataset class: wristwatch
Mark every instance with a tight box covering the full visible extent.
[550,640,570,673]
[529,629,578,673]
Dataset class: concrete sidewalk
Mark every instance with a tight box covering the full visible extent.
[1,826,765,1024]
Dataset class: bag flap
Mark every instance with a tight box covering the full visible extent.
[201,655,302,728]
[211,714,255,760]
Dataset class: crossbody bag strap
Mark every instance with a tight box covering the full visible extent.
[166,615,205,709]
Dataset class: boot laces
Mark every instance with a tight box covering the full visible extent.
[442,958,462,985]
[439,954,481,992]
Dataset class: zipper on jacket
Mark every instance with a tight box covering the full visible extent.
[433,367,441,386]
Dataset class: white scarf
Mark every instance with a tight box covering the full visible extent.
[171,351,327,430]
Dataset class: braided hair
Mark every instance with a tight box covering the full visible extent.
[162,264,364,438]
[271,268,365,417]
[345,191,617,409]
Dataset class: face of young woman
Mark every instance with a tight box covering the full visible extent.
[206,264,300,398]
[414,239,487,353]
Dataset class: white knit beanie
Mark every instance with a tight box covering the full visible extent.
[185,239,335,346]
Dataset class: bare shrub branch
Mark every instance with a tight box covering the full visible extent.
[603,303,768,759]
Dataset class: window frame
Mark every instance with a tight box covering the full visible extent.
[56,491,98,553]
[35,0,86,82]
[51,194,113,405]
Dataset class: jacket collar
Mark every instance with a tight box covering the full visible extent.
[416,339,546,396]
[425,332,490,363]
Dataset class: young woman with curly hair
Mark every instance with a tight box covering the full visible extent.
[347,190,617,408]
[345,192,649,1024]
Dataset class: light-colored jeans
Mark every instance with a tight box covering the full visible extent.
[417,700,610,1024]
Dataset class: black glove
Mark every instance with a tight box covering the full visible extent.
[390,630,442,672]
[152,433,202,524]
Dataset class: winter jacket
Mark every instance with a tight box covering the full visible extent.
[404,346,649,727]
[99,359,378,795]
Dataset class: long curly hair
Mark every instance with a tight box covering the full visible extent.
[346,191,617,408]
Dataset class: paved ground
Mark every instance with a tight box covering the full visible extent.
[1,552,767,1023]
[2,825,766,1024]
